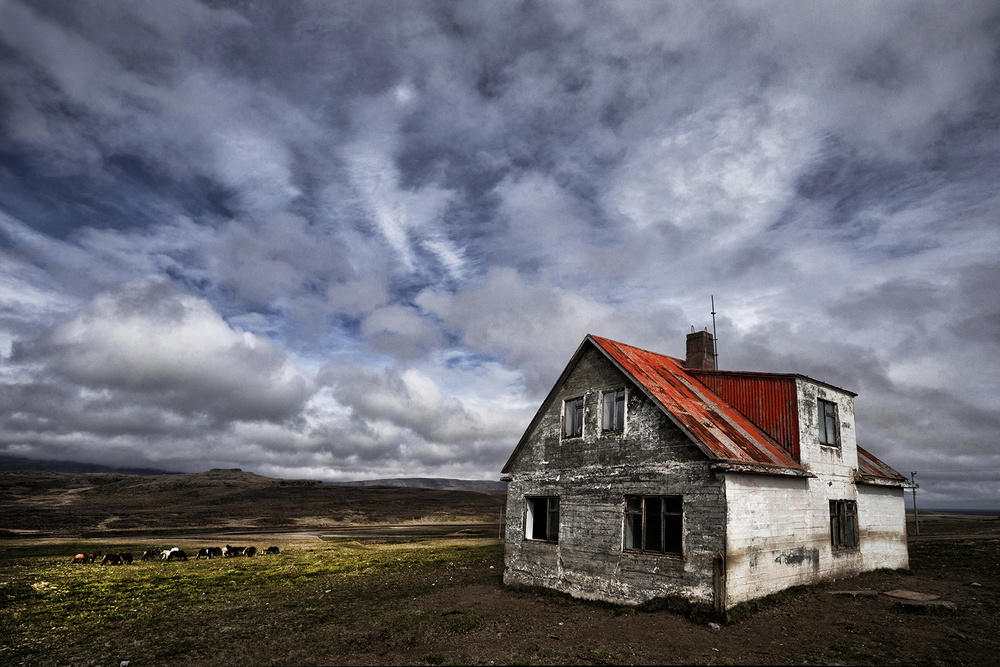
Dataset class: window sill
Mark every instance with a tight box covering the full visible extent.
[831,546,860,553]
[622,550,683,560]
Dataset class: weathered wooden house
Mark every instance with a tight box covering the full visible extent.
[501,332,911,611]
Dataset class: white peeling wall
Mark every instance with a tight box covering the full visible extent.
[723,472,834,606]
[857,484,910,570]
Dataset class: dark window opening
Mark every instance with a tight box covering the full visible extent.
[603,389,625,432]
[818,399,839,447]
[830,499,859,549]
[624,495,682,556]
[525,496,559,542]
[564,397,583,438]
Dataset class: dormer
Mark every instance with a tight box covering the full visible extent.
[793,377,857,477]
[686,369,858,474]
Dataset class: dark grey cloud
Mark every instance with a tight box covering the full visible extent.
[12,281,315,423]
[0,1,998,500]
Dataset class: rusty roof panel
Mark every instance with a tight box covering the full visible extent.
[857,445,908,482]
[688,371,801,461]
[589,335,803,471]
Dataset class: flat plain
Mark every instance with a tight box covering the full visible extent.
[2,469,998,665]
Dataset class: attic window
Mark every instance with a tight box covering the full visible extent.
[525,496,559,542]
[830,499,858,549]
[624,495,683,556]
[564,397,584,438]
[602,388,625,432]
[818,399,839,447]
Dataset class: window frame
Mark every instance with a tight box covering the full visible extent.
[524,496,560,543]
[602,388,626,433]
[563,397,584,439]
[829,499,859,550]
[818,398,840,447]
[623,495,683,557]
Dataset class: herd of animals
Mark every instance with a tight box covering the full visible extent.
[71,544,281,565]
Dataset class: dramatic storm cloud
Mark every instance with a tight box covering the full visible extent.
[1,1,998,507]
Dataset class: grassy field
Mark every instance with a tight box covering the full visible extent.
[2,534,501,666]
[3,519,999,666]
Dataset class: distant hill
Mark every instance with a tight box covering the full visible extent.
[0,454,506,492]
[0,454,178,476]
[0,467,506,538]
[328,477,507,492]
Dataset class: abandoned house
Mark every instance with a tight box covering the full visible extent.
[501,331,912,611]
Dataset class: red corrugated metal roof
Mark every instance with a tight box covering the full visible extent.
[687,371,801,460]
[857,445,909,483]
[589,335,805,472]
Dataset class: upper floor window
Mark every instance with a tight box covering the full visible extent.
[525,496,559,542]
[818,399,839,447]
[602,388,625,432]
[564,397,584,438]
[624,495,683,556]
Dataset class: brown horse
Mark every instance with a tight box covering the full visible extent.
[101,553,123,566]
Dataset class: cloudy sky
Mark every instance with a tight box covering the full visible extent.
[1,1,998,508]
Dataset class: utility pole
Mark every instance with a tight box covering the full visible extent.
[910,472,919,537]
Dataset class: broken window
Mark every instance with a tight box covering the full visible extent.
[818,399,839,447]
[525,496,559,542]
[830,499,859,549]
[624,495,682,556]
[602,388,625,432]
[564,397,584,438]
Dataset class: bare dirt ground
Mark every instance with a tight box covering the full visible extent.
[2,469,998,665]
[355,545,998,666]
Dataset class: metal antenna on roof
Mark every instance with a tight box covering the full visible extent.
[711,295,719,370]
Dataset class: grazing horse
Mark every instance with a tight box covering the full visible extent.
[244,546,257,557]
[140,550,158,561]
[222,545,245,557]
[119,552,133,564]
[101,553,123,566]
[196,548,212,559]
[73,552,102,564]
[265,546,280,554]
[208,547,223,558]
[166,549,188,561]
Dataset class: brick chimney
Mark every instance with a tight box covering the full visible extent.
[685,330,716,370]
